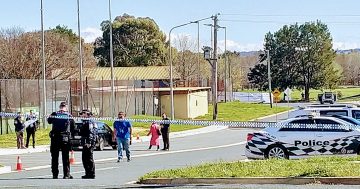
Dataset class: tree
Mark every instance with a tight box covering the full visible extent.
[172,35,207,86]
[94,14,167,67]
[0,27,96,79]
[50,25,78,44]
[248,21,340,101]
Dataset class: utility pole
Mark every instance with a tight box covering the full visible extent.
[108,0,115,118]
[213,14,218,120]
[77,0,84,111]
[40,0,46,128]
[267,50,273,108]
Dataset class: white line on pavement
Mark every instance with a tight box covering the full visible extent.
[23,141,246,172]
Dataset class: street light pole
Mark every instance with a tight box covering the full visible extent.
[77,0,84,111]
[40,0,46,128]
[267,49,273,108]
[169,23,191,120]
[108,0,115,118]
[197,21,201,87]
[219,26,227,102]
[168,17,212,120]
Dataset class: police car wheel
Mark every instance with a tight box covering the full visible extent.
[265,145,289,159]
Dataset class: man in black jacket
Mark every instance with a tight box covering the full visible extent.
[79,110,97,179]
[14,112,25,149]
[160,113,170,151]
[47,102,75,179]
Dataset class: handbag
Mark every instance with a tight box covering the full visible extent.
[157,128,161,136]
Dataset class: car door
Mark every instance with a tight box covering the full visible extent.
[275,119,317,157]
[314,118,356,155]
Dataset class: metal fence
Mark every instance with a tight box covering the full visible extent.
[0,77,234,135]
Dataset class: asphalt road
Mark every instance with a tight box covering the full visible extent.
[1,109,358,188]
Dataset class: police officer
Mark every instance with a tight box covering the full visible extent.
[47,102,74,179]
[79,110,97,179]
[14,112,25,149]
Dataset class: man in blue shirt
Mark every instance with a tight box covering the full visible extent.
[113,111,132,162]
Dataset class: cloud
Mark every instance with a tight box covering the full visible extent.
[218,40,263,52]
[81,27,102,43]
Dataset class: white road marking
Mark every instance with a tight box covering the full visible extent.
[21,141,246,173]
[28,166,119,179]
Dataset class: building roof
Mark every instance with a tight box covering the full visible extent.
[53,66,180,80]
[90,86,211,93]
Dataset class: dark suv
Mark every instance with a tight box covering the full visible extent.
[70,121,117,151]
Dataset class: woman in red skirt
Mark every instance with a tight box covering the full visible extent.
[147,122,161,150]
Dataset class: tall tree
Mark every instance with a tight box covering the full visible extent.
[94,14,167,67]
[248,21,340,101]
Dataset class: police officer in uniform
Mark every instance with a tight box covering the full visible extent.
[79,110,97,179]
[47,102,75,179]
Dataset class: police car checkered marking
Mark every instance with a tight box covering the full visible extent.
[246,134,360,158]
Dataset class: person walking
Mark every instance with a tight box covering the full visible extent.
[112,111,132,162]
[47,102,75,179]
[160,113,170,151]
[25,110,37,148]
[14,112,25,149]
[79,110,97,179]
[147,122,161,151]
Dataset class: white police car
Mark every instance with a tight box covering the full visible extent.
[245,116,360,159]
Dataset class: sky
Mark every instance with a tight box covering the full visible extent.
[2,0,360,52]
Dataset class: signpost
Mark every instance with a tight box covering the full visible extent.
[272,89,281,103]
[284,87,292,118]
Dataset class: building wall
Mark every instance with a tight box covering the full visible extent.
[160,94,189,119]
[188,91,208,119]
[160,91,209,119]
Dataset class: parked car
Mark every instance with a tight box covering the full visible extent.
[289,104,360,121]
[318,92,336,104]
[245,115,360,159]
[70,121,117,151]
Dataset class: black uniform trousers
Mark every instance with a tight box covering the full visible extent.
[26,127,36,148]
[161,128,170,150]
[82,144,95,177]
[50,135,71,178]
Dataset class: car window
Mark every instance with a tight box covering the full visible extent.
[319,110,348,116]
[279,119,320,131]
[352,110,360,121]
[96,122,105,131]
[315,119,351,132]
[315,119,340,125]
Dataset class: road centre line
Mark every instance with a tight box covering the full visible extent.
[22,141,246,172]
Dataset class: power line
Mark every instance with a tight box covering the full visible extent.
[220,19,360,25]
[221,13,360,17]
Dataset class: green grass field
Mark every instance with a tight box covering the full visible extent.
[238,87,360,102]
[197,102,291,121]
[0,102,291,148]
[140,156,360,180]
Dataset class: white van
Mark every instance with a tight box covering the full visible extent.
[289,105,360,121]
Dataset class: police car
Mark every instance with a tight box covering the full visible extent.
[245,115,360,159]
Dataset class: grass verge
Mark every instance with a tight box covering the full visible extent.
[140,156,360,180]
[0,128,51,148]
